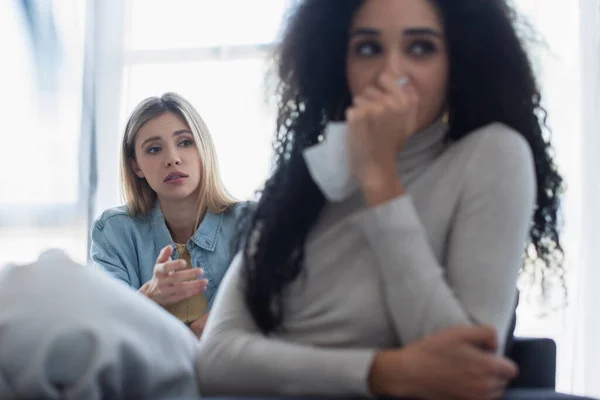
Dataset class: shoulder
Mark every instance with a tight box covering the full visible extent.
[92,204,150,233]
[214,201,256,246]
[453,123,534,172]
[222,200,257,222]
[449,123,536,204]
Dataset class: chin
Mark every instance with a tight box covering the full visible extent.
[158,188,197,202]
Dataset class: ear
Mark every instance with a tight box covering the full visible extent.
[130,158,144,178]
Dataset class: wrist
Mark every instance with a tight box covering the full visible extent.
[359,173,405,207]
[368,351,387,396]
[355,159,404,203]
[368,350,415,398]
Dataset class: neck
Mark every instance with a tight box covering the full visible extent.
[159,195,206,244]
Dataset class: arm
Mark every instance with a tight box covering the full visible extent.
[90,220,132,286]
[197,255,376,397]
[353,128,536,349]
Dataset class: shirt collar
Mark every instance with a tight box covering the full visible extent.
[150,202,223,252]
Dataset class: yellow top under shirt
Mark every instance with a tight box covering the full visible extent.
[164,243,208,325]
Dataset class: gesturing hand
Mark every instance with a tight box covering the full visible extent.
[139,245,208,307]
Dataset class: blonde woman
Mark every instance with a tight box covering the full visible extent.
[91,92,249,337]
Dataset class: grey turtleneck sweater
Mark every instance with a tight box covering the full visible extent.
[197,121,536,396]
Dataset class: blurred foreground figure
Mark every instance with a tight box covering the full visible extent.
[0,250,200,399]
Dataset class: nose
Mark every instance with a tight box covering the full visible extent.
[382,48,406,78]
[164,147,181,167]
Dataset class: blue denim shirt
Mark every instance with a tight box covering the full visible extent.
[90,201,251,307]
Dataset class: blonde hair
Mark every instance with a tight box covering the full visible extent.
[120,92,237,220]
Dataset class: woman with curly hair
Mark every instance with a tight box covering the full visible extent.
[198,0,564,399]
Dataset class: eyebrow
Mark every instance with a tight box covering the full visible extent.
[350,27,443,38]
[404,27,442,37]
[139,129,193,148]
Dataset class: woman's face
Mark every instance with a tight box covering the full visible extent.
[346,0,449,131]
[131,111,202,204]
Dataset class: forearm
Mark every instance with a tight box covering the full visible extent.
[353,136,534,349]
[198,255,376,396]
[357,172,472,341]
[354,196,473,343]
[198,331,376,396]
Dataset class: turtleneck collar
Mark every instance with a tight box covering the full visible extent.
[398,117,448,175]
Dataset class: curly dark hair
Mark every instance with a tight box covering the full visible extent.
[236,0,565,334]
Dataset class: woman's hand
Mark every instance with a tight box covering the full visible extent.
[346,73,419,206]
[190,313,210,338]
[138,245,208,307]
[368,325,518,400]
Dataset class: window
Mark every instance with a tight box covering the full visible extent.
[0,0,88,265]
[92,0,291,218]
[511,0,582,393]
[128,0,288,50]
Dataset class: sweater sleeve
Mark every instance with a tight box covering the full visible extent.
[353,125,536,350]
[197,254,377,397]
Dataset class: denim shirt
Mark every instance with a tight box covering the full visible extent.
[90,201,252,308]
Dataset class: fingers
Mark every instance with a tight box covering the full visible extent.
[494,356,519,380]
[360,86,386,103]
[467,350,516,396]
[162,279,208,303]
[463,355,511,400]
[345,106,368,129]
[163,267,204,284]
[154,259,189,279]
[190,314,209,338]
[378,73,408,102]
[352,92,399,121]
[159,278,208,295]
[190,320,204,338]
[353,87,385,116]
[156,245,173,264]
[192,313,209,330]
[452,325,498,352]
[481,379,509,400]
[379,73,419,108]
[355,85,397,110]
[400,80,419,111]
[352,98,384,119]
[354,74,416,114]
[466,344,517,384]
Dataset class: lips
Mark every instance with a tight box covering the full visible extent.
[164,171,189,182]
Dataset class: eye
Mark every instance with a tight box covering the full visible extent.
[407,39,437,57]
[353,40,383,57]
[147,145,161,154]
[179,138,195,148]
